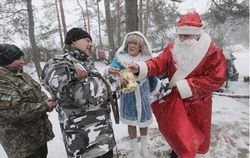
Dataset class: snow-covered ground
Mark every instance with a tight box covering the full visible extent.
[0,44,249,158]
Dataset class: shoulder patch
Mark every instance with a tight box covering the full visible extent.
[0,78,19,107]
[0,92,13,106]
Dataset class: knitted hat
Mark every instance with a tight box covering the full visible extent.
[0,44,24,66]
[177,12,203,35]
[65,27,92,45]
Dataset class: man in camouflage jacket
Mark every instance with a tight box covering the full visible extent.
[42,28,116,158]
[0,44,55,158]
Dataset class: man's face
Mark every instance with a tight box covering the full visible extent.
[72,37,92,56]
[178,34,199,42]
[4,56,25,71]
[173,34,200,57]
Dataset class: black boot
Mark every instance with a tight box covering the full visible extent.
[170,150,178,158]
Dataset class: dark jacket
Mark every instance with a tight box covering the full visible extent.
[0,66,54,158]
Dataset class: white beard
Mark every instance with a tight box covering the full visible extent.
[172,38,199,71]
[169,32,212,88]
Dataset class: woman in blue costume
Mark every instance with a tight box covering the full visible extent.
[107,31,160,158]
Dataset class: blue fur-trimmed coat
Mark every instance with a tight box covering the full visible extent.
[109,50,160,127]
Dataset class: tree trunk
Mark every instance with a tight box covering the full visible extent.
[115,0,121,47]
[104,0,115,59]
[143,0,150,36]
[85,0,91,34]
[97,0,102,48]
[139,0,143,32]
[76,0,87,31]
[26,0,42,79]
[125,0,139,33]
[55,0,63,48]
[59,0,67,36]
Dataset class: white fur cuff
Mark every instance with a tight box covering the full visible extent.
[177,26,203,35]
[176,79,193,99]
[136,61,148,80]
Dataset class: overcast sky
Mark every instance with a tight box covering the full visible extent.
[31,0,211,30]
[177,0,211,14]
[0,0,213,46]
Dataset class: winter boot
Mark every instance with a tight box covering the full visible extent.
[130,138,143,158]
[140,135,150,158]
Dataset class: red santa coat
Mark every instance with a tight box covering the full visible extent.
[136,33,226,158]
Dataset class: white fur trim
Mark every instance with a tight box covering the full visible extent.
[177,25,203,35]
[116,31,152,56]
[120,117,153,128]
[136,61,148,80]
[176,79,192,99]
[135,86,142,124]
[169,31,211,88]
[120,83,153,127]
[150,78,161,96]
[196,150,211,158]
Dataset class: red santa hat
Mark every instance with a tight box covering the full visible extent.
[177,12,203,35]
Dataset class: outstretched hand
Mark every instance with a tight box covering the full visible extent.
[107,67,129,88]
[107,67,121,76]
[127,63,140,74]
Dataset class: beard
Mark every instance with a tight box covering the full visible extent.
[172,38,199,71]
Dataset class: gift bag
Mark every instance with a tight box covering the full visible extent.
[119,69,137,93]
[151,89,205,158]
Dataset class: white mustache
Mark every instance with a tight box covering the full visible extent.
[178,39,198,48]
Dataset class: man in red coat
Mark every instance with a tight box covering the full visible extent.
[128,12,226,158]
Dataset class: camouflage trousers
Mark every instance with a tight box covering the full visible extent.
[96,150,113,158]
[26,144,48,158]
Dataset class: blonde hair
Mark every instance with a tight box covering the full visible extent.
[124,34,145,53]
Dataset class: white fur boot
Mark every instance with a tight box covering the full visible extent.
[141,135,150,158]
[130,138,143,158]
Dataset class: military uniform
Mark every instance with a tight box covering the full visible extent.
[0,66,54,158]
[42,45,116,158]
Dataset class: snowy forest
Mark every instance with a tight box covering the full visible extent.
[0,0,248,79]
[0,0,249,158]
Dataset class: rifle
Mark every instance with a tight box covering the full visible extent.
[89,72,120,124]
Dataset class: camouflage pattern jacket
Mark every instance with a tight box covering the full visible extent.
[42,45,116,158]
[0,66,54,158]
